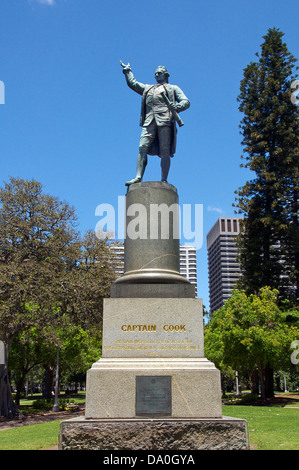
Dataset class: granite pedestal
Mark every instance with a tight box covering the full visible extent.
[59,182,249,450]
[85,298,222,420]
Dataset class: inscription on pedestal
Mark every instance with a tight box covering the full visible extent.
[136,376,171,416]
[102,298,204,359]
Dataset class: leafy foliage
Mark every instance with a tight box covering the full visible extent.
[0,177,115,417]
[205,287,299,400]
[235,28,299,301]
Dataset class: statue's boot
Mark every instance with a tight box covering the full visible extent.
[125,154,147,186]
[161,155,171,182]
[125,177,141,186]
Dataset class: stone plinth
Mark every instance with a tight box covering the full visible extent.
[84,297,222,419]
[59,417,249,450]
[101,298,204,359]
[85,357,222,419]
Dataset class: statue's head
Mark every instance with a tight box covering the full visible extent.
[154,66,169,84]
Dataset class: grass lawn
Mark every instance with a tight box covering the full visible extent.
[0,393,86,450]
[223,405,299,450]
[0,420,61,450]
[0,403,298,450]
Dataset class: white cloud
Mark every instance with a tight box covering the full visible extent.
[207,206,224,214]
[30,0,56,5]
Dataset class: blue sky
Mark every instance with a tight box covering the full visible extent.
[0,0,298,309]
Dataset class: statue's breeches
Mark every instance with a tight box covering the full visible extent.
[139,121,172,158]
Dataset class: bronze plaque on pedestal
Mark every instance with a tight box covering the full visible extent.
[136,376,171,416]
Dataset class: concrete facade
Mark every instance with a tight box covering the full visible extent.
[207,217,242,312]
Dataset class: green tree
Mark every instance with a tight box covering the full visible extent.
[65,230,116,332]
[0,177,79,417]
[204,324,235,396]
[8,326,46,405]
[9,321,102,402]
[59,323,102,389]
[235,28,299,302]
[205,287,299,401]
[0,178,116,417]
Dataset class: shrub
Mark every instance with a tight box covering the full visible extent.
[238,393,259,405]
[32,399,53,410]
[32,398,76,411]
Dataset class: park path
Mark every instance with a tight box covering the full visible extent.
[0,406,85,431]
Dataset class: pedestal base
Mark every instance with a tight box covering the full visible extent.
[85,358,222,419]
[59,417,249,450]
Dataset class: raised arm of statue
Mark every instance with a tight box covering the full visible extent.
[120,60,131,73]
[120,60,145,96]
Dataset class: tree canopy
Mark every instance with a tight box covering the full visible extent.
[235,28,299,302]
[205,287,299,400]
[0,177,115,417]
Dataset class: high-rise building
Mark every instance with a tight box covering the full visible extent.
[110,243,198,296]
[179,245,197,296]
[207,217,242,313]
[110,243,125,278]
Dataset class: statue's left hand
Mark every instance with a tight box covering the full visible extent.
[168,102,178,112]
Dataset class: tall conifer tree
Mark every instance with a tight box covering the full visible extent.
[235,28,299,302]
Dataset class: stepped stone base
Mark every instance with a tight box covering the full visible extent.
[85,358,222,419]
[59,417,249,450]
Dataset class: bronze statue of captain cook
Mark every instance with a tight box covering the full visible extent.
[120,62,190,186]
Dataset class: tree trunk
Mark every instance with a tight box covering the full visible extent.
[15,372,26,406]
[43,365,54,399]
[265,364,274,398]
[258,362,266,402]
[0,338,18,418]
[0,365,17,418]
[248,369,259,394]
[275,374,282,392]
[220,373,226,397]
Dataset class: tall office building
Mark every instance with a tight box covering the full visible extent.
[109,243,125,279]
[179,245,197,296]
[207,217,242,313]
[110,243,198,296]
